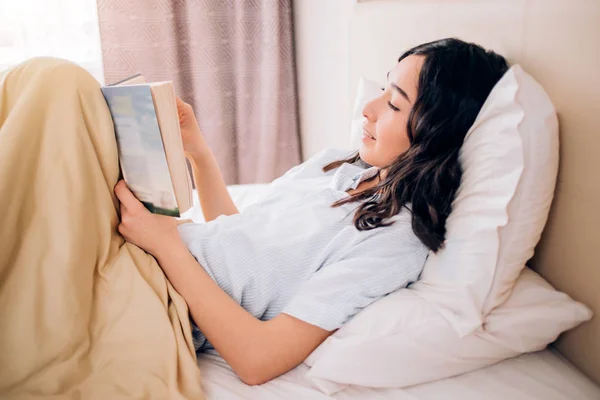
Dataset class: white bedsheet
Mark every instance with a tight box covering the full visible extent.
[182,184,273,224]
[197,349,600,400]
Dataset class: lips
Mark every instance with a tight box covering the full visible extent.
[363,129,376,140]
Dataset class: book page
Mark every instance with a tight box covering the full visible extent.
[109,73,147,86]
[101,85,180,216]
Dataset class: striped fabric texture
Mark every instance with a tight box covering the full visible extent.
[178,148,429,351]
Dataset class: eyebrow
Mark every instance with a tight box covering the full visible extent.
[387,71,411,104]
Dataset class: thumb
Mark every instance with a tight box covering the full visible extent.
[114,180,142,210]
[175,96,190,115]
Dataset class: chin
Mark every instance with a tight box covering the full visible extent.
[358,146,378,167]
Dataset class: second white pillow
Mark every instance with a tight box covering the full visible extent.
[304,268,591,394]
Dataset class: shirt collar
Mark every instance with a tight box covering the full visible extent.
[329,162,380,192]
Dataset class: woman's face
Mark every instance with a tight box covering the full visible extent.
[359,55,424,169]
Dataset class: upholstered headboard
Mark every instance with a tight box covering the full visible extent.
[347,0,599,385]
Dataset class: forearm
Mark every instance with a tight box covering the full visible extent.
[155,241,267,383]
[188,150,239,222]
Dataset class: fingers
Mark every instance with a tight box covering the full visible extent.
[175,96,186,107]
[114,180,142,211]
[117,201,129,238]
[175,97,192,122]
[176,96,192,112]
[118,194,137,239]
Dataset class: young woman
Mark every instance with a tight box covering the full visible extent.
[112,38,509,385]
[2,38,508,388]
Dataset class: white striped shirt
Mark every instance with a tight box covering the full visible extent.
[177,148,429,352]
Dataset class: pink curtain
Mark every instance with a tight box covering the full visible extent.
[97,0,301,184]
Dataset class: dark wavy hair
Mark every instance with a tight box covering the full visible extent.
[324,38,509,252]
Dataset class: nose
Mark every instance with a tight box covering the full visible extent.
[362,97,378,123]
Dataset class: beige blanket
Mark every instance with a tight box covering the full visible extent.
[0,58,204,399]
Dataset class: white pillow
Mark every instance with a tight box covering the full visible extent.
[411,65,559,335]
[303,66,566,393]
[350,66,559,335]
[304,267,591,394]
[480,66,560,314]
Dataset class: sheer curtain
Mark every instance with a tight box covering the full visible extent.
[0,0,104,83]
[97,0,302,184]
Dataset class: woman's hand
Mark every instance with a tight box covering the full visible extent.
[114,180,184,259]
[175,96,210,158]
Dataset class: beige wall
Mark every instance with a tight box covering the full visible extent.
[293,0,355,160]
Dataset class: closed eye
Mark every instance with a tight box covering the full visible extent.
[387,101,400,112]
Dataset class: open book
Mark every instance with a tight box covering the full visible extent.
[101,74,193,217]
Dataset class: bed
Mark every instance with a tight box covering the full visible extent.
[184,0,600,398]
[184,183,600,400]
[195,350,599,400]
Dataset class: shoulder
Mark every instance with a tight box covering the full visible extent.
[381,208,426,251]
[339,208,428,258]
